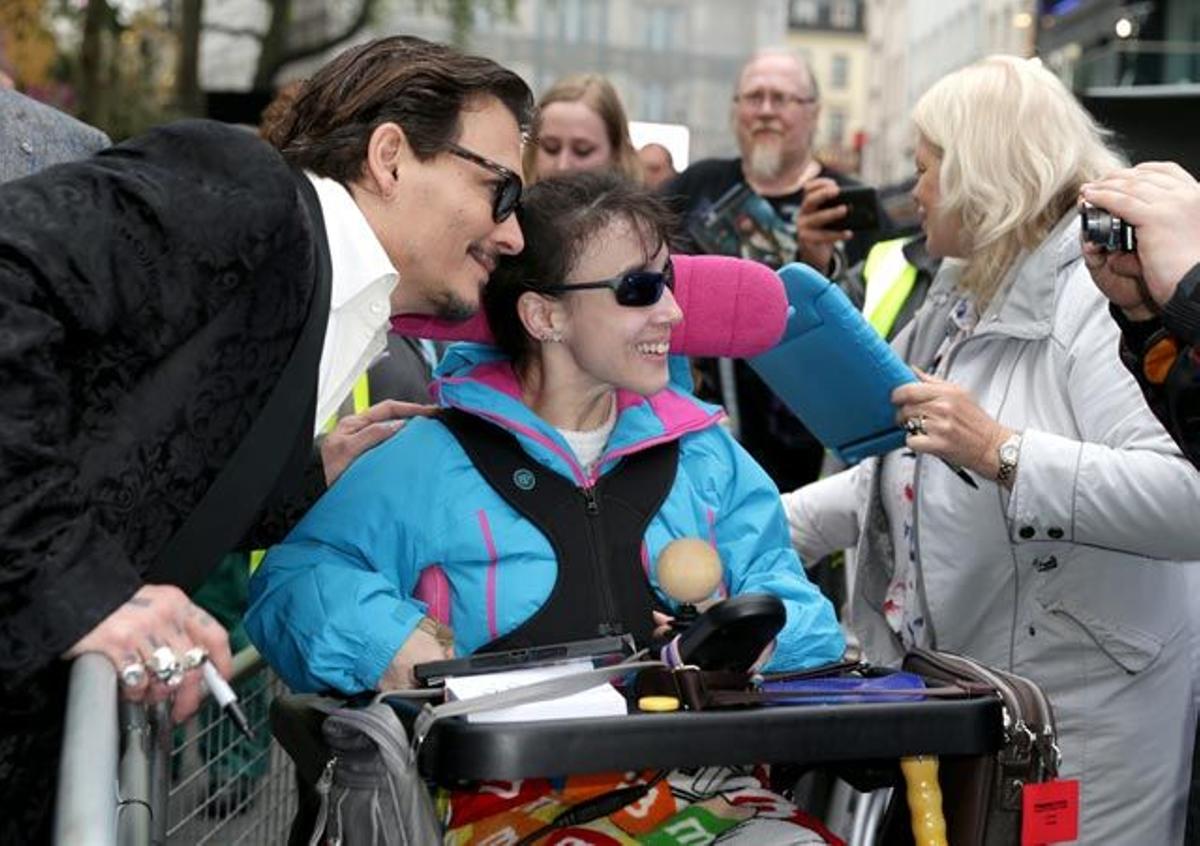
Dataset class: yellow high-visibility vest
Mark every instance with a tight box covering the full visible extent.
[861,237,920,340]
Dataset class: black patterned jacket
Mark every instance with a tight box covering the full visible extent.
[0,120,327,689]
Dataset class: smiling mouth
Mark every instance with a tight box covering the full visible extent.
[635,341,670,357]
[469,248,496,276]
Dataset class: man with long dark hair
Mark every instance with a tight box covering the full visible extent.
[0,36,532,840]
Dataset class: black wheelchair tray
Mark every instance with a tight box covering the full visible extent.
[391,695,1003,783]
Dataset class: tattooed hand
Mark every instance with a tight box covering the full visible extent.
[63,584,234,723]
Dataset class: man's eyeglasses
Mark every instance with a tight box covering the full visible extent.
[446,143,523,223]
[733,89,818,110]
[536,259,674,307]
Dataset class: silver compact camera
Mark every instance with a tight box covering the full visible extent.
[1080,201,1137,252]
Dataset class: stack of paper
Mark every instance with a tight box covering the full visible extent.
[443,660,628,723]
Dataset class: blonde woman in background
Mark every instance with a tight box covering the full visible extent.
[524,73,642,183]
[783,55,1200,843]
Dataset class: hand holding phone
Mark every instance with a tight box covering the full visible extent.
[816,184,882,232]
[795,177,852,274]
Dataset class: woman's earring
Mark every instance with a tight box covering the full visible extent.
[543,330,563,343]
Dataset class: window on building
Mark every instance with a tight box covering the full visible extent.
[562,0,585,42]
[550,0,605,44]
[789,0,819,28]
[641,81,667,122]
[644,5,685,51]
[831,53,849,89]
[830,0,858,30]
[827,108,846,146]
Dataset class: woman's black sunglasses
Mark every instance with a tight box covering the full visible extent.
[537,259,675,307]
[446,143,523,223]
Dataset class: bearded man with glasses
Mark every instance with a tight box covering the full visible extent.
[662,48,885,496]
[0,35,532,842]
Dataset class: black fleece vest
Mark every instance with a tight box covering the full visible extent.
[437,409,678,651]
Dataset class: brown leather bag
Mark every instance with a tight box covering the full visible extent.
[898,648,1060,846]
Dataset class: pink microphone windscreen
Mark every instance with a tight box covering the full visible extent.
[667,255,786,357]
[389,254,787,358]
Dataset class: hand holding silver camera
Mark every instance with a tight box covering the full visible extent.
[1081,162,1200,311]
[1080,201,1136,252]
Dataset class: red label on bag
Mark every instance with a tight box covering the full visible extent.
[1021,779,1079,844]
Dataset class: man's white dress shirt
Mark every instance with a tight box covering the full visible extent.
[306,173,398,434]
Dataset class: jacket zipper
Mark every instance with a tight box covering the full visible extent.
[309,756,336,846]
[908,456,937,649]
[579,482,620,636]
[908,327,987,651]
[582,484,600,515]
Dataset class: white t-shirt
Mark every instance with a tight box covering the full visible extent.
[556,397,618,476]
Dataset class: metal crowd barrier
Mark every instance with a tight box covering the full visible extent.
[54,648,297,846]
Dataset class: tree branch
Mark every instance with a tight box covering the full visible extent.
[203,23,266,40]
[256,0,379,87]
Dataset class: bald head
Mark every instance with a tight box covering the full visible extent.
[732,49,822,185]
[638,143,677,189]
[736,50,820,104]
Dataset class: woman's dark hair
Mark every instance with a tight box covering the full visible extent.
[263,36,534,183]
[483,171,675,367]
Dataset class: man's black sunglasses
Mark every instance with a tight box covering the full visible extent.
[537,259,675,307]
[446,143,523,223]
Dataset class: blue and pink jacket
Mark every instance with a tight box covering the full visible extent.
[246,343,844,694]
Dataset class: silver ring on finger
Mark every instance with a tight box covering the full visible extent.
[182,647,208,671]
[904,416,926,437]
[149,646,180,681]
[165,667,186,689]
[119,661,147,689]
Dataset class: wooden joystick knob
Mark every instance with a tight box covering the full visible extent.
[657,538,723,604]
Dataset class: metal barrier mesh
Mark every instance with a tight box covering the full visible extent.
[166,667,296,845]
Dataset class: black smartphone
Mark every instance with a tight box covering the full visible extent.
[817,185,882,232]
[413,635,635,685]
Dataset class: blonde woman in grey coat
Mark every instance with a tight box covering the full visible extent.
[783,55,1200,844]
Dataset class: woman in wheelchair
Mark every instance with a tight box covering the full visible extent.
[246,171,846,841]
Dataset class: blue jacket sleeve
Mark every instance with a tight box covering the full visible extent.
[245,425,446,694]
[707,432,846,670]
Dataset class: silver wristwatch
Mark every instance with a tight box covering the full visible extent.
[996,432,1022,486]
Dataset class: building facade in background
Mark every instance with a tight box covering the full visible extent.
[861,0,1034,186]
[1038,0,1200,91]
[785,0,868,174]
[1036,0,1200,173]
[200,0,793,162]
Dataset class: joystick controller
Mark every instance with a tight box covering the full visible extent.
[656,538,723,635]
[654,538,786,672]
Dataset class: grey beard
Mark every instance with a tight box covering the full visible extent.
[746,143,784,182]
